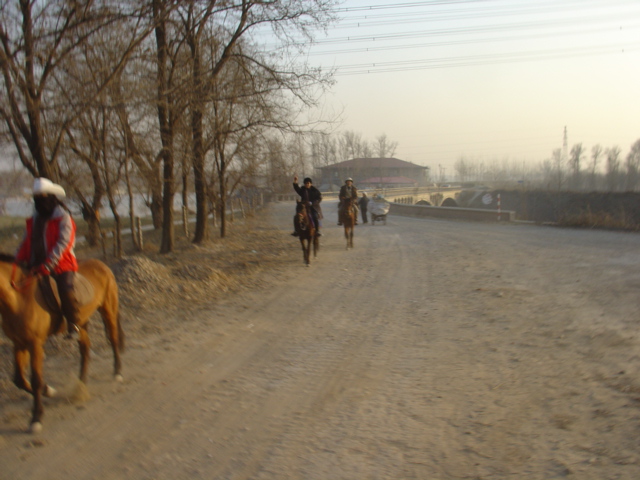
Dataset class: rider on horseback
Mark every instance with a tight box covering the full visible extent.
[337,177,359,226]
[291,176,323,237]
[15,178,81,340]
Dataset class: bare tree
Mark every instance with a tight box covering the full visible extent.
[375,134,398,158]
[264,136,289,193]
[625,139,640,192]
[309,133,337,175]
[0,1,154,181]
[589,144,603,191]
[606,146,622,192]
[550,148,565,191]
[339,131,365,161]
[568,143,585,190]
[173,0,337,244]
[454,157,470,184]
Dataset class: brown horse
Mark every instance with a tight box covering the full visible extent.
[341,198,356,249]
[0,253,124,433]
[294,201,319,266]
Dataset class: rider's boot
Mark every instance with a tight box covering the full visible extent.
[55,272,81,340]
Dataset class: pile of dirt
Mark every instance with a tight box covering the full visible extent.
[112,255,236,312]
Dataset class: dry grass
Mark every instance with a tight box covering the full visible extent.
[558,207,640,231]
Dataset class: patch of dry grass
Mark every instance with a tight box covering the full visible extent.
[558,208,640,231]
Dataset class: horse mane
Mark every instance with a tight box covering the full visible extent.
[0,253,15,263]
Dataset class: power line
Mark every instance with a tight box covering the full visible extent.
[308,24,640,57]
[332,43,640,75]
[305,13,638,47]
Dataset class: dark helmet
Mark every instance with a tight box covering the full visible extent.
[303,177,312,184]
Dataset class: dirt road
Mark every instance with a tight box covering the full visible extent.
[2,201,640,479]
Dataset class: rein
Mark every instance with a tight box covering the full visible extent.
[10,263,37,292]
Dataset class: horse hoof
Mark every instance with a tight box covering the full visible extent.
[114,374,124,383]
[30,422,43,434]
[44,385,57,397]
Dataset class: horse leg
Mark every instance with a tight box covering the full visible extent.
[304,238,311,265]
[14,347,57,398]
[13,347,31,393]
[299,238,307,265]
[78,326,91,383]
[313,233,319,258]
[99,303,124,382]
[28,341,46,432]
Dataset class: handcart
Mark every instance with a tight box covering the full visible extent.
[369,196,390,225]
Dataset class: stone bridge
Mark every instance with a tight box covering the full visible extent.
[274,187,462,206]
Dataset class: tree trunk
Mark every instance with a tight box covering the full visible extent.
[189,31,207,244]
[219,165,227,238]
[153,0,174,253]
[81,203,102,247]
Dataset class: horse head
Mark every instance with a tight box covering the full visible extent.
[294,200,310,233]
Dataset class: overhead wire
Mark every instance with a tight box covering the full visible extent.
[333,43,640,75]
[296,0,640,75]
[308,25,640,57]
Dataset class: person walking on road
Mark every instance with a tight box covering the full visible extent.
[359,191,369,224]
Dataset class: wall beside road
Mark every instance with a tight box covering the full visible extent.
[389,202,515,222]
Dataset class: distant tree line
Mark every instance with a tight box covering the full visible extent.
[260,130,399,191]
[0,0,338,254]
[453,139,640,192]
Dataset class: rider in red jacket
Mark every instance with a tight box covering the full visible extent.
[16,178,81,339]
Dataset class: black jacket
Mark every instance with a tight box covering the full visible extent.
[293,183,323,219]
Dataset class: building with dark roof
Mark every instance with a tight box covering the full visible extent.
[317,158,431,190]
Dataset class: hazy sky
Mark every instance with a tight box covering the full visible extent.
[305,0,640,178]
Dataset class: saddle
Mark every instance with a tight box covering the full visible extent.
[39,273,95,314]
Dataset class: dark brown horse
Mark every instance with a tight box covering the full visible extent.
[294,201,319,265]
[0,253,124,433]
[341,198,356,249]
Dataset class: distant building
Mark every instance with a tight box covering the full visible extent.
[317,158,430,191]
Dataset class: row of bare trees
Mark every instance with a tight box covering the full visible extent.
[453,139,640,192]
[309,131,399,171]
[0,0,338,254]
[257,130,400,191]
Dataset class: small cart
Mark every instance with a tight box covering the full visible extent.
[369,197,390,225]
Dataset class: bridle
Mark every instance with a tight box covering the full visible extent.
[297,203,311,231]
